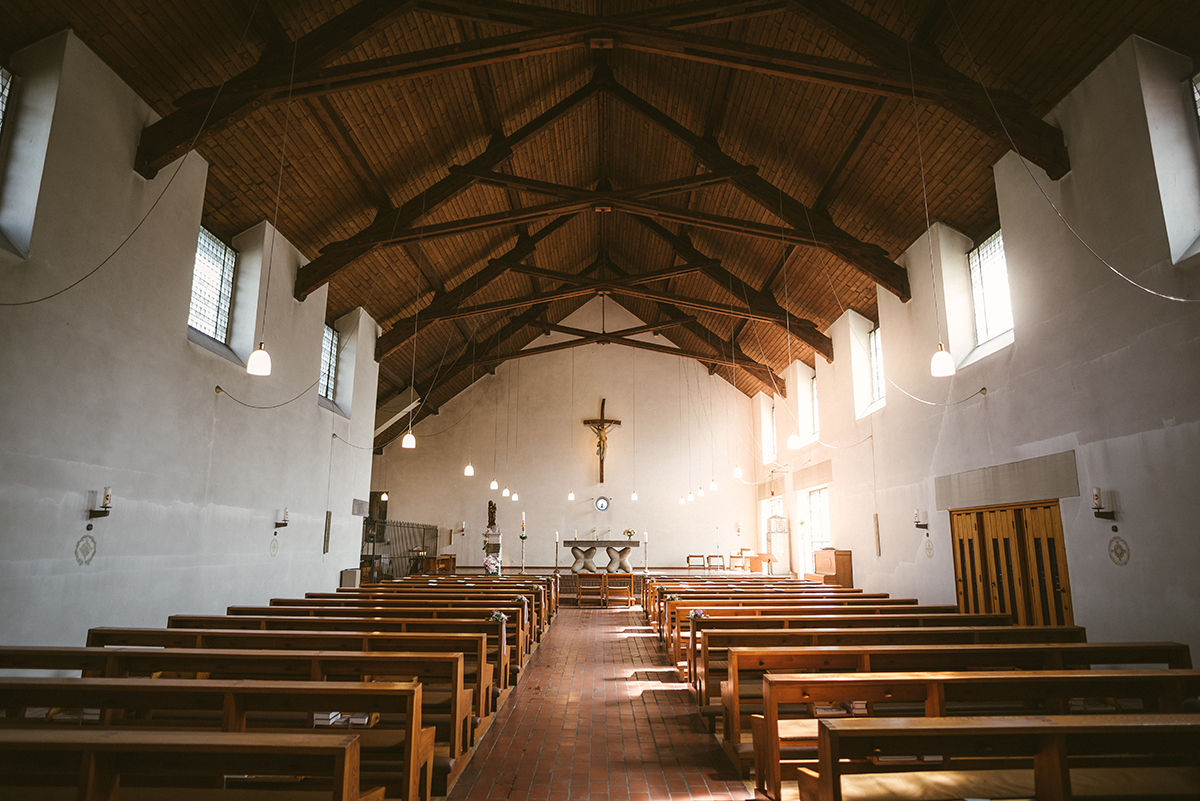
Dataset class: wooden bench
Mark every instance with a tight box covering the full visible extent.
[309,588,548,640]
[225,603,532,664]
[649,586,869,632]
[362,576,558,620]
[86,627,496,722]
[674,610,1011,678]
[164,616,513,695]
[760,669,1200,801]
[0,728,385,801]
[0,676,433,801]
[808,714,1200,801]
[0,645,473,760]
[695,625,1092,711]
[658,591,891,635]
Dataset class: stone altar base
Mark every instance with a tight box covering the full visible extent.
[563,540,639,573]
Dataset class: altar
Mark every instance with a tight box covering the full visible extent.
[563,539,639,573]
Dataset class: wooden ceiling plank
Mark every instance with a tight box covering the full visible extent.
[308,96,392,210]
[785,0,1069,178]
[812,95,886,212]
[296,71,603,300]
[414,0,595,30]
[609,1,788,30]
[136,0,419,177]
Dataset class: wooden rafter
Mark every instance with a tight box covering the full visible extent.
[135,0,418,177]
[295,71,603,300]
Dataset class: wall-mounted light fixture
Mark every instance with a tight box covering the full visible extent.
[275,507,289,529]
[88,487,113,519]
[913,508,928,530]
[1092,487,1116,520]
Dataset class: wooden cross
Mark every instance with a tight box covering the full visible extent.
[583,398,621,483]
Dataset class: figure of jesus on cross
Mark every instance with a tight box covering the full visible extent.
[583,398,620,483]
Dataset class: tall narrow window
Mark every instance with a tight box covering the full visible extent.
[318,324,339,401]
[808,487,831,552]
[762,401,777,464]
[188,227,237,343]
[968,230,1014,345]
[0,66,13,142]
[1192,72,1200,126]
[811,376,820,437]
[868,327,885,402]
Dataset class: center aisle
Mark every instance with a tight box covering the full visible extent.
[449,606,754,801]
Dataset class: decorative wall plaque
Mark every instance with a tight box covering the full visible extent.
[1108,535,1129,566]
[74,534,96,566]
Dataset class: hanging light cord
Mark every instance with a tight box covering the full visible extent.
[215,330,352,409]
[258,36,300,343]
[907,39,945,345]
[0,2,266,307]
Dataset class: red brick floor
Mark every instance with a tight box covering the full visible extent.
[449,607,755,801]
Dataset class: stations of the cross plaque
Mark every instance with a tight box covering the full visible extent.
[583,398,620,483]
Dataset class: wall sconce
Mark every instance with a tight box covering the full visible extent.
[913,508,928,530]
[275,507,289,529]
[1092,487,1115,520]
[88,487,113,519]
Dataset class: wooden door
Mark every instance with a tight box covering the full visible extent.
[949,500,1072,626]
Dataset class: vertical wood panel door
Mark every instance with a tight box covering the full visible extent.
[948,500,1072,626]
[949,512,985,615]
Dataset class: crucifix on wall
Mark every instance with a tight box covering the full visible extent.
[583,398,621,483]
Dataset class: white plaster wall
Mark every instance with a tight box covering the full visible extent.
[378,297,759,569]
[773,36,1200,652]
[0,32,377,646]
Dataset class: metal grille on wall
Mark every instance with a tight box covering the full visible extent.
[361,518,438,581]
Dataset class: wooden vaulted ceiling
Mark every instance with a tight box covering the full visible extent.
[5,1,1200,447]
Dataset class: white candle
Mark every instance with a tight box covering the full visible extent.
[643,530,648,542]
[555,531,559,542]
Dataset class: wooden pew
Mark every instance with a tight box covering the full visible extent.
[647,583,864,629]
[657,591,889,634]
[364,575,559,620]
[673,610,1010,678]
[0,677,432,801]
[164,616,513,696]
[226,603,532,663]
[222,603,531,670]
[723,640,1191,782]
[342,579,554,627]
[808,714,1200,801]
[759,669,1200,801]
[0,728,385,801]
[85,628,496,722]
[0,645,473,760]
[307,589,548,641]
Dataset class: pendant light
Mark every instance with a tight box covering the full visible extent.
[380,490,388,501]
[930,343,956,377]
[787,432,803,450]
[567,348,576,504]
[490,479,499,490]
[697,486,704,498]
[511,492,519,501]
[401,430,416,449]
[379,456,389,502]
[567,490,575,501]
[502,487,510,497]
[631,491,638,501]
[687,491,694,502]
[678,496,685,505]
[732,464,743,479]
[247,344,272,376]
[709,478,718,492]
[464,462,474,477]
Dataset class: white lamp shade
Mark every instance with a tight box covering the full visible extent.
[631,491,638,501]
[787,432,802,450]
[246,343,272,376]
[732,464,743,479]
[687,492,694,502]
[567,491,575,501]
[380,491,389,501]
[511,493,519,501]
[709,479,717,491]
[930,345,957,377]
[490,479,498,490]
[401,431,416,449]
[697,487,704,497]
[464,463,474,476]
[678,496,685,505]
[502,487,510,497]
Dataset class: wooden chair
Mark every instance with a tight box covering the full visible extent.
[707,554,725,570]
[603,574,634,608]
[686,554,706,570]
[576,574,604,607]
[727,554,746,570]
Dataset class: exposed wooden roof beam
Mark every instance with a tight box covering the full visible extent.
[375,214,575,360]
[503,261,710,286]
[606,73,910,302]
[295,72,602,300]
[609,1,787,29]
[136,0,418,177]
[527,319,692,339]
[448,165,755,200]
[308,96,393,210]
[812,95,886,213]
[786,0,1069,178]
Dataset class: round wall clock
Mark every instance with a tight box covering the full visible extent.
[595,496,610,512]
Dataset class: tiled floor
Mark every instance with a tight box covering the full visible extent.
[449,606,755,801]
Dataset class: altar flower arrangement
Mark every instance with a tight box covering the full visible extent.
[623,528,636,539]
[487,610,508,622]
[483,554,501,576]
[687,608,708,620]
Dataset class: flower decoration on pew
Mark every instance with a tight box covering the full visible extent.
[482,554,501,576]
[513,595,526,605]
[487,610,509,622]
[687,608,708,620]
[665,594,679,602]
